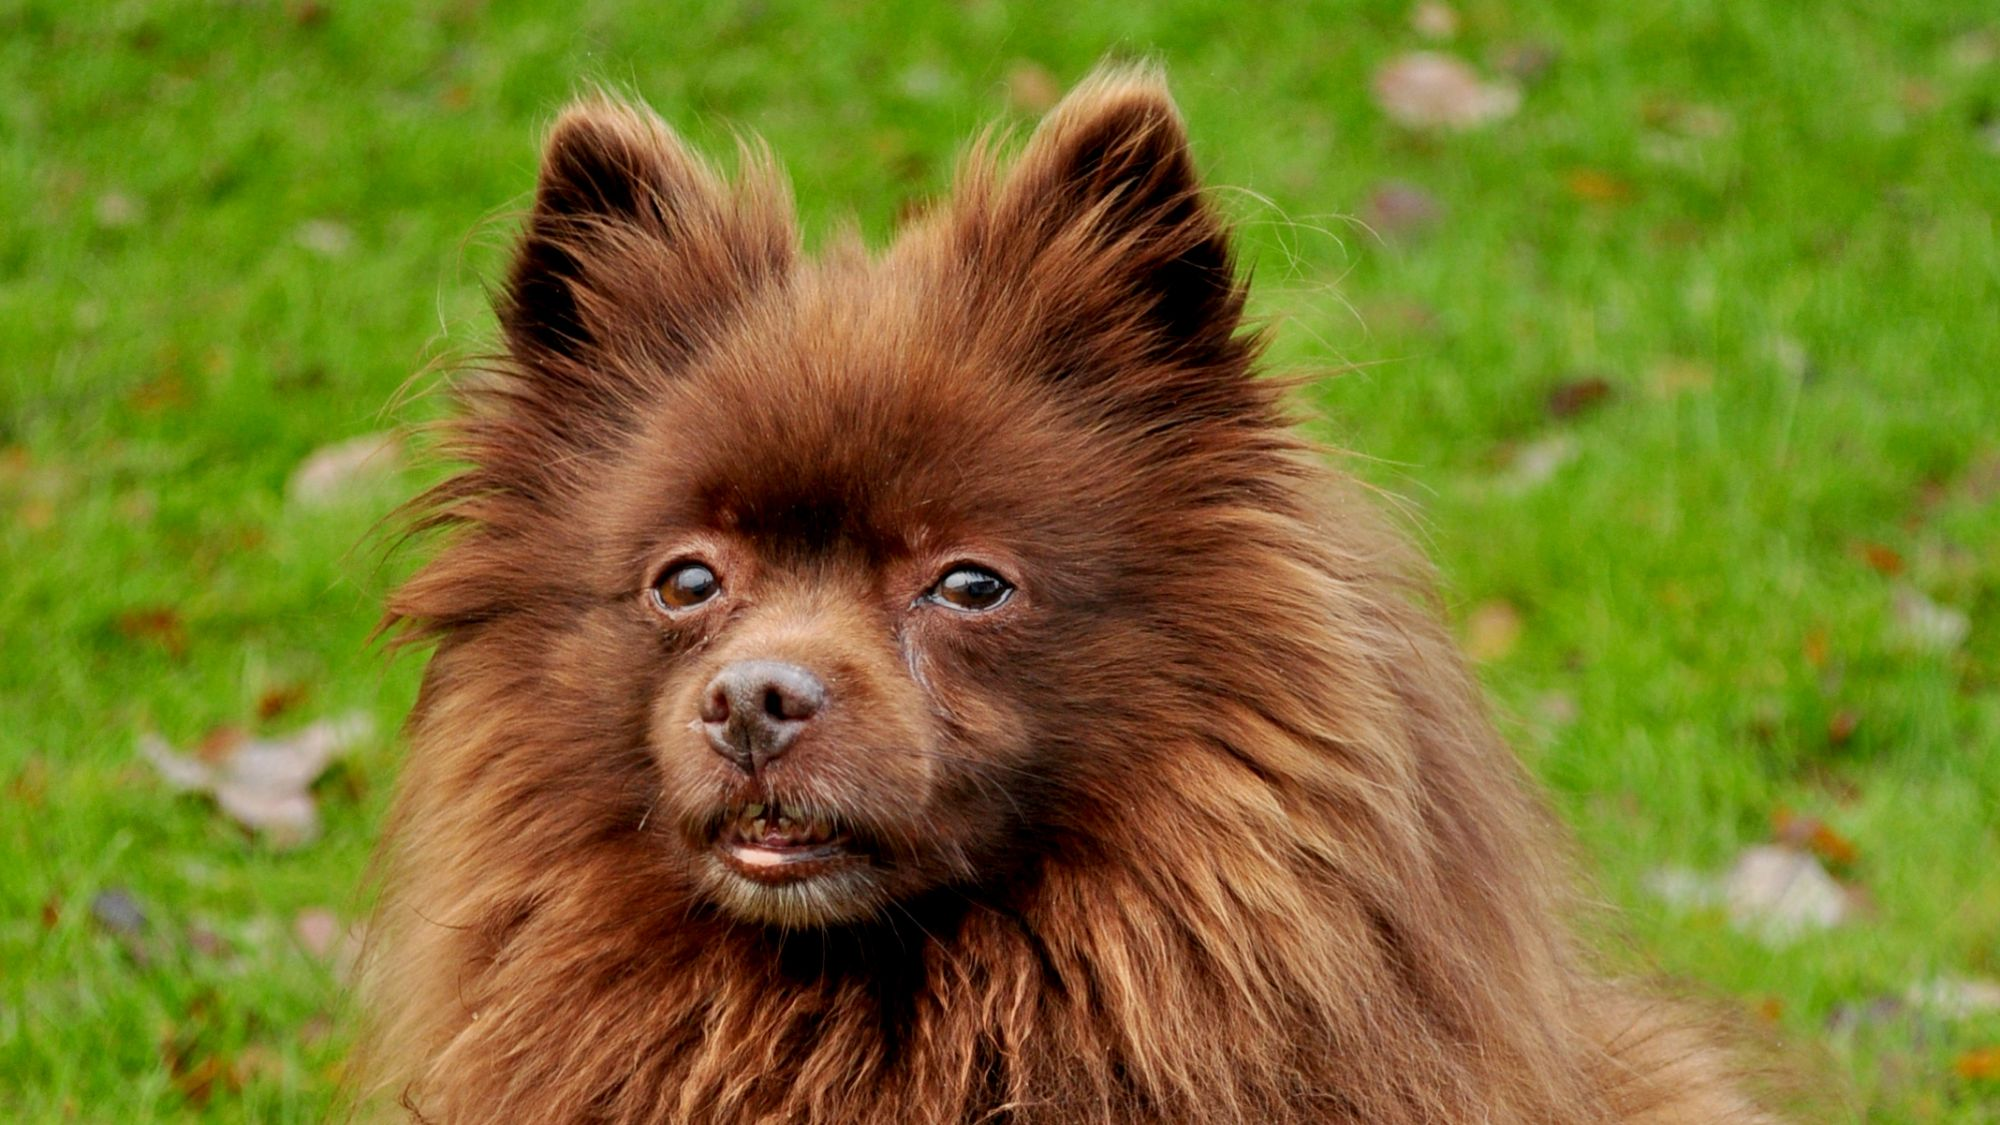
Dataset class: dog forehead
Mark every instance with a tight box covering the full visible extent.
[643,310,1072,552]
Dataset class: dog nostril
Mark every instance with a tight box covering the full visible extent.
[700,687,730,724]
[762,687,786,721]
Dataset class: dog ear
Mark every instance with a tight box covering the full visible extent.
[967,67,1254,396]
[503,96,794,369]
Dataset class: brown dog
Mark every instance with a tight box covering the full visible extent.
[368,66,1775,1123]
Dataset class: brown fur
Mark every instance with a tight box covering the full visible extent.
[366,67,1777,1123]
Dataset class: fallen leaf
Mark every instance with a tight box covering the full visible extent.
[1497,434,1578,493]
[1643,866,1721,911]
[1723,844,1851,945]
[1888,585,1970,653]
[1755,996,1785,1023]
[286,431,404,507]
[1825,708,1860,747]
[257,682,311,722]
[1802,628,1829,668]
[1545,376,1614,419]
[1409,1,1458,40]
[294,219,353,257]
[1463,600,1523,662]
[1491,41,1558,84]
[1908,977,2000,1019]
[94,191,143,229]
[140,712,373,847]
[40,894,61,928]
[91,888,147,937]
[1372,52,1520,131]
[1004,60,1060,114]
[187,925,233,960]
[116,607,188,657]
[1563,168,1631,203]
[1852,541,1905,576]
[1361,180,1444,241]
[91,887,157,963]
[1957,1047,2000,1081]
[1770,807,1859,868]
[294,908,341,959]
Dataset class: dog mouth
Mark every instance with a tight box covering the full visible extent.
[712,801,863,884]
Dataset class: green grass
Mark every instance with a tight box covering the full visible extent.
[3,1,1996,1120]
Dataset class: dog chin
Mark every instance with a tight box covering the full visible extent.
[700,853,889,928]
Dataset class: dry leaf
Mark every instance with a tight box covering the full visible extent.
[1770,807,1859,868]
[1463,600,1523,662]
[294,218,354,257]
[1852,541,1905,576]
[1956,1047,2000,1081]
[1497,434,1578,493]
[1004,61,1061,114]
[1361,180,1444,241]
[115,606,187,657]
[1723,845,1851,944]
[1908,977,2000,1019]
[286,431,403,506]
[1564,168,1632,203]
[294,908,341,959]
[1372,52,1520,131]
[1546,376,1614,419]
[140,712,373,847]
[1825,708,1860,747]
[1409,1,1458,40]
[257,682,311,722]
[1492,41,1558,84]
[1889,585,1970,653]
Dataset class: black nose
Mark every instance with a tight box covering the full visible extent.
[700,660,826,773]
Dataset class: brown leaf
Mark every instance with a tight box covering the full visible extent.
[1004,60,1061,114]
[1409,1,1458,40]
[115,606,187,657]
[1361,180,1444,241]
[1826,708,1860,747]
[1463,600,1523,662]
[1545,376,1614,419]
[1492,41,1558,84]
[1956,1046,2000,1081]
[1771,808,1859,869]
[1852,541,1905,576]
[294,908,341,959]
[1563,168,1631,203]
[287,430,403,506]
[1373,52,1519,131]
[1802,628,1829,669]
[140,712,373,847]
[40,894,61,928]
[257,682,311,722]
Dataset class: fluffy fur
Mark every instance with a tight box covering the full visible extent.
[366,67,1776,1123]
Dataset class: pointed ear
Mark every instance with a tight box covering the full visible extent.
[965,67,1252,386]
[503,97,793,365]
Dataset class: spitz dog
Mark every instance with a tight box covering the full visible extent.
[368,66,1774,1123]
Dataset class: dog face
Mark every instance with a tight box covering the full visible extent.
[408,72,1287,928]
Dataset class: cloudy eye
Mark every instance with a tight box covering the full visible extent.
[651,561,720,612]
[927,565,1013,613]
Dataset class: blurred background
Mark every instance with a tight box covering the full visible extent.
[3,1,1997,1120]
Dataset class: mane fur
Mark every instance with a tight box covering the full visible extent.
[362,66,1778,1124]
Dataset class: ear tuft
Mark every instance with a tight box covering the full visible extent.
[971,65,1251,384]
[502,97,793,364]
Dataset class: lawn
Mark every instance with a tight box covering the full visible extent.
[3,1,1997,1120]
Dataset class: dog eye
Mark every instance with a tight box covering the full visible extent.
[651,561,720,611]
[927,565,1012,612]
